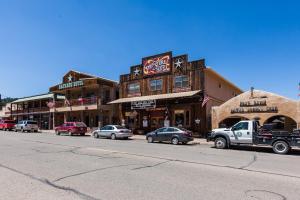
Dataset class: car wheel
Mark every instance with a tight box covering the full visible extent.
[171,137,179,145]
[68,130,72,136]
[147,136,154,143]
[111,133,116,140]
[55,130,60,135]
[21,128,25,133]
[273,141,289,154]
[93,132,99,138]
[215,137,227,149]
[14,128,18,132]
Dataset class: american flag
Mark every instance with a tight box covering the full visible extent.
[202,95,210,107]
[47,101,55,108]
[65,99,71,106]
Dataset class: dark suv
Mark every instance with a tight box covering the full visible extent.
[146,127,194,145]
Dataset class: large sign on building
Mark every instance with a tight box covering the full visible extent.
[131,100,156,109]
[58,80,84,90]
[142,52,171,76]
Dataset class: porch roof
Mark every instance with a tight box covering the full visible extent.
[108,90,201,104]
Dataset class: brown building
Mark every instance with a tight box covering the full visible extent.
[212,89,300,132]
[109,51,242,137]
[9,93,62,129]
[49,70,119,128]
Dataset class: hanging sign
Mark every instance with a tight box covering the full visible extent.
[58,80,84,90]
[143,53,171,76]
[131,100,156,109]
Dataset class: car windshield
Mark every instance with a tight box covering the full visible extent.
[115,125,126,129]
[75,122,86,127]
[27,121,37,125]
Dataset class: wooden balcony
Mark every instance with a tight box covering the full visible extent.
[51,97,112,112]
[11,107,50,115]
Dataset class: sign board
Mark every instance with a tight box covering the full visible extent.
[231,99,278,114]
[143,53,171,76]
[131,100,156,110]
[58,80,84,90]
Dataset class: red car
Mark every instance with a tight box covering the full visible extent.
[0,120,16,131]
[55,122,87,136]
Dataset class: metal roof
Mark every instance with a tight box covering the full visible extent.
[108,90,201,104]
[12,93,65,103]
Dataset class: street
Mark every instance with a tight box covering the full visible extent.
[0,131,300,200]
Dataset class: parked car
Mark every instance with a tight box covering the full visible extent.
[146,127,194,145]
[15,120,39,132]
[92,125,133,140]
[55,122,87,136]
[0,120,16,131]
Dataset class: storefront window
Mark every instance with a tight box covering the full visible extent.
[175,110,185,127]
[150,79,163,91]
[128,83,140,94]
[175,76,189,88]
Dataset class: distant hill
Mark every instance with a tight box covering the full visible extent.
[0,97,18,110]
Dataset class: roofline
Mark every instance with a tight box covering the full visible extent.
[205,67,243,93]
[68,70,118,84]
[13,92,53,101]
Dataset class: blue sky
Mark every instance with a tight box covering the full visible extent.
[0,0,299,99]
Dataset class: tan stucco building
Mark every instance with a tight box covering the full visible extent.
[212,89,300,132]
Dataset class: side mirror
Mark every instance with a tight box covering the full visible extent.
[231,127,236,131]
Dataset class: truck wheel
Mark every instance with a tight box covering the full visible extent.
[68,130,73,136]
[272,141,289,154]
[55,130,60,135]
[215,137,227,149]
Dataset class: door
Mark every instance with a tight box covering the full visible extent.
[165,127,177,141]
[99,125,112,137]
[156,127,168,141]
[231,122,252,144]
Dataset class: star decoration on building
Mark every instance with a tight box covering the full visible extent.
[174,58,183,70]
[68,74,73,82]
[133,68,140,76]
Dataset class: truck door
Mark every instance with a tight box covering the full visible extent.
[231,121,252,144]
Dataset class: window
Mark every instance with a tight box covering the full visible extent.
[175,76,189,88]
[157,127,167,133]
[233,122,248,130]
[150,79,163,91]
[167,127,179,132]
[128,83,140,94]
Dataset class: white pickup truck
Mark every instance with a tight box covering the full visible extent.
[207,120,300,154]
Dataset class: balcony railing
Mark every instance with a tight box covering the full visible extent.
[11,107,50,115]
[54,97,107,108]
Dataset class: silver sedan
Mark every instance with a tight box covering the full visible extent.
[92,125,133,140]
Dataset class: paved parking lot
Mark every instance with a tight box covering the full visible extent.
[1,130,300,200]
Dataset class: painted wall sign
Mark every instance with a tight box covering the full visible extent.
[143,54,171,76]
[231,106,278,114]
[131,100,156,110]
[240,100,266,107]
[58,80,84,90]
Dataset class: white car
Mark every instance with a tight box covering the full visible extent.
[15,120,39,132]
[93,125,133,140]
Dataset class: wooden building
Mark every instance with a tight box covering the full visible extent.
[109,51,242,137]
[49,70,119,128]
[9,93,62,129]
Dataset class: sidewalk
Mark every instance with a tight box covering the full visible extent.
[41,130,213,145]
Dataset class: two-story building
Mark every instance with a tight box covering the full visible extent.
[109,51,242,137]
[49,70,119,128]
[9,93,62,129]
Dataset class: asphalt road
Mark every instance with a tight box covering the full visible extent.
[1,131,300,200]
